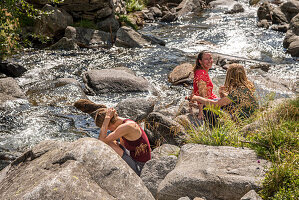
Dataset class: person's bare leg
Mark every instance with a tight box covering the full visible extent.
[106,141,124,157]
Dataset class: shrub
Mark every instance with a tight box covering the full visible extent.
[126,0,144,13]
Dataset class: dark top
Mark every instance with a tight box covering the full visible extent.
[122,119,151,163]
[224,86,258,119]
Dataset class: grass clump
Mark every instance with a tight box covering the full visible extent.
[117,14,138,30]
[73,19,97,29]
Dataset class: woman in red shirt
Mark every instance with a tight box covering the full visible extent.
[192,50,221,124]
[74,99,151,176]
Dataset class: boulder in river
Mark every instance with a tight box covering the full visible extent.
[115,26,165,48]
[225,3,245,14]
[0,77,26,104]
[157,144,270,200]
[116,97,156,122]
[83,68,151,94]
[0,138,155,200]
[168,63,193,85]
[240,190,263,200]
[0,61,27,77]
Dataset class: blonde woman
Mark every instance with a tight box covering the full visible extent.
[187,63,258,120]
[74,99,151,176]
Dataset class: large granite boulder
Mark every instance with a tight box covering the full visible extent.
[96,15,120,33]
[0,138,155,200]
[157,144,270,200]
[34,4,73,38]
[83,68,151,94]
[0,77,26,104]
[176,0,207,17]
[65,26,112,48]
[168,63,193,85]
[141,144,180,198]
[116,97,156,122]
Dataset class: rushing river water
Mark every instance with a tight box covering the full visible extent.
[0,0,298,168]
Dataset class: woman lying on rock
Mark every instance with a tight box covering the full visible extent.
[74,99,151,176]
[187,63,258,121]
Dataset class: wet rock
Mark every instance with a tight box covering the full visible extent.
[280,0,299,22]
[176,0,207,17]
[142,34,166,46]
[283,29,299,48]
[240,190,263,200]
[82,68,151,94]
[225,4,245,14]
[249,0,261,6]
[0,138,155,200]
[272,7,288,24]
[49,37,79,50]
[249,63,271,72]
[287,39,299,56]
[144,112,185,146]
[157,144,270,200]
[0,61,27,77]
[0,78,26,104]
[115,97,156,122]
[271,23,289,32]
[257,19,271,28]
[96,15,120,33]
[26,79,87,106]
[283,13,299,57]
[168,63,193,85]
[257,2,273,21]
[65,26,112,48]
[141,154,178,198]
[115,26,164,48]
[34,4,73,38]
[160,11,178,22]
[149,7,163,18]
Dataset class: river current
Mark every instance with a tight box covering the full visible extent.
[0,0,298,165]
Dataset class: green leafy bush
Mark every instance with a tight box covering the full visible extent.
[126,0,144,13]
[0,0,63,59]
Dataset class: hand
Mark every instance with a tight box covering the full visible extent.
[219,86,227,98]
[106,108,116,118]
[185,94,194,102]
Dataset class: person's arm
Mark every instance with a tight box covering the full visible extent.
[187,95,232,107]
[98,108,128,144]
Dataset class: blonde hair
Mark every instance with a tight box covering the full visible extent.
[224,63,255,93]
[74,99,118,127]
